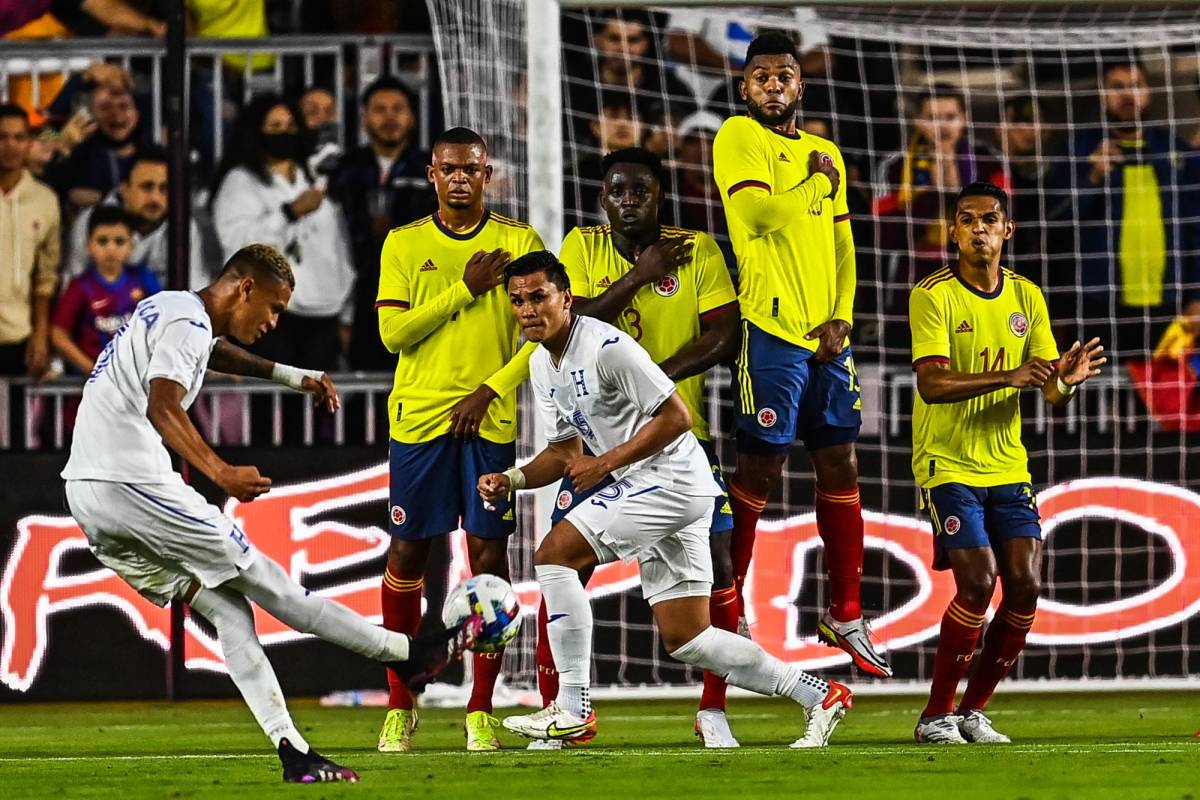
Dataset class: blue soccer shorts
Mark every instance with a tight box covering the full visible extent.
[388,435,516,540]
[922,481,1042,571]
[733,320,862,454]
[550,439,734,535]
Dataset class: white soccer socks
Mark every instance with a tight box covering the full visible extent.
[535,563,594,718]
[670,626,829,707]
[230,556,409,662]
[189,586,310,752]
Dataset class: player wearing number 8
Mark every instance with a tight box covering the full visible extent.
[546,147,741,747]
[909,182,1106,744]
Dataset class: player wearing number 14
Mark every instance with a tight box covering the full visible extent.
[909,182,1105,744]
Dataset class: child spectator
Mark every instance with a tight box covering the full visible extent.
[51,205,160,374]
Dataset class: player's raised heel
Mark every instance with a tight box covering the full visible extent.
[385,616,482,695]
[378,708,419,752]
[503,702,597,743]
[914,714,968,744]
[816,610,893,678]
[465,711,503,751]
[279,739,359,783]
[958,709,1011,743]
[790,681,852,748]
[695,709,740,748]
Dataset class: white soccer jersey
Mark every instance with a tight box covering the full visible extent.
[529,315,720,497]
[62,290,216,484]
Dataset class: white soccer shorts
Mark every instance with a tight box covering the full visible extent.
[66,479,256,607]
[564,474,714,605]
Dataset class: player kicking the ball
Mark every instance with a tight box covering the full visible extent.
[62,244,475,783]
[909,183,1104,743]
[480,251,852,749]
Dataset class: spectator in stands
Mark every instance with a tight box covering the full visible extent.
[570,11,695,155]
[664,8,830,115]
[299,86,337,131]
[566,92,642,228]
[186,0,272,73]
[1051,57,1200,360]
[64,146,208,288]
[670,110,727,248]
[329,76,435,370]
[211,94,354,373]
[51,206,161,375]
[873,87,1008,294]
[997,94,1057,285]
[0,103,59,381]
[50,81,145,209]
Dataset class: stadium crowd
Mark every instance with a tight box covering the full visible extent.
[2,5,1199,439]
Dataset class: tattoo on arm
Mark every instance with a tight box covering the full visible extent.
[208,339,274,380]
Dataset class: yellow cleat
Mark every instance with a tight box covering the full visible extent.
[378,708,419,753]
[465,711,502,751]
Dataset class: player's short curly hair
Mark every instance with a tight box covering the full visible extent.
[504,250,570,293]
[601,147,666,185]
[955,182,1010,217]
[221,243,296,290]
[744,32,800,65]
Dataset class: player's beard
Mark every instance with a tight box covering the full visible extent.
[746,96,800,128]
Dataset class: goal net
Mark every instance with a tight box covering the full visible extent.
[426,0,1200,693]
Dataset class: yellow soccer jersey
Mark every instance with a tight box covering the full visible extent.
[376,211,544,444]
[712,115,854,350]
[909,266,1059,489]
[560,224,737,441]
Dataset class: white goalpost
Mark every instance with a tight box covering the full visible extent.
[425,0,1200,696]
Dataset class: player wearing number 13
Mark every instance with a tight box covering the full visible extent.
[909,182,1105,744]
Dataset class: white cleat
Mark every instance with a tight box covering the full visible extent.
[526,738,564,751]
[695,709,740,748]
[502,702,597,743]
[816,611,893,678]
[914,714,968,744]
[737,616,752,639]
[790,681,853,748]
[959,709,1011,743]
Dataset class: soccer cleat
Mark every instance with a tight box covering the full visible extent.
[790,680,853,748]
[378,708,419,753]
[816,610,893,678]
[958,709,1011,743]
[278,739,359,783]
[465,711,502,751]
[385,615,482,695]
[502,702,598,743]
[914,714,968,744]
[695,709,740,748]
[737,616,752,639]
[526,739,564,751]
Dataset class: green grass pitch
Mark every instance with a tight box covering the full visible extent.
[1,692,1196,799]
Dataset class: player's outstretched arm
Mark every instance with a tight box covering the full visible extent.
[565,391,692,492]
[660,303,739,381]
[209,340,340,412]
[916,358,1054,405]
[1042,337,1105,407]
[147,378,272,502]
[478,437,583,503]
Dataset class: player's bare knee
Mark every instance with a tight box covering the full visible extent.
[1003,573,1041,609]
[734,451,786,496]
[957,572,997,609]
[812,444,858,490]
[710,534,734,587]
[386,538,431,579]
[466,536,509,579]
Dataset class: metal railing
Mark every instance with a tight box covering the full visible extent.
[0,34,438,158]
[1,372,394,451]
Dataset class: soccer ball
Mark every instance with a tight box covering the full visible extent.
[442,574,522,653]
